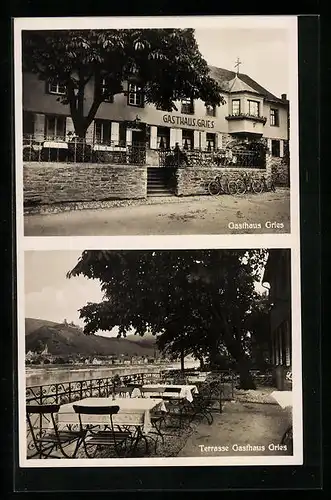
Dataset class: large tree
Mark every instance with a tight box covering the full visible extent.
[23,29,224,139]
[67,249,268,389]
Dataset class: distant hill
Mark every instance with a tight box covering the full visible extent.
[25,318,157,357]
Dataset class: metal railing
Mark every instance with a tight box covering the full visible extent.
[23,135,147,165]
[158,148,265,169]
[26,371,163,406]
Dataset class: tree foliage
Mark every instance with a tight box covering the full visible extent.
[23,29,224,138]
[67,249,269,389]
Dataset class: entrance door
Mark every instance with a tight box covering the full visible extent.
[132,130,144,145]
[130,129,146,164]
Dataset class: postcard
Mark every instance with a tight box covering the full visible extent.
[14,15,302,471]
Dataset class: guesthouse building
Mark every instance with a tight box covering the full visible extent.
[23,65,290,203]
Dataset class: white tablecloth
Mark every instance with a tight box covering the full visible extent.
[43,141,68,149]
[186,374,209,384]
[57,397,167,434]
[141,384,198,402]
[270,391,293,409]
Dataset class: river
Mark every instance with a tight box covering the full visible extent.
[26,360,200,387]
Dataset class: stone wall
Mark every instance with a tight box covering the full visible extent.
[176,165,270,197]
[24,162,147,205]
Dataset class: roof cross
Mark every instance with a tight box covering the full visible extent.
[235,57,242,75]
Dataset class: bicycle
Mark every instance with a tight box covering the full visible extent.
[228,172,263,195]
[261,175,276,192]
[208,176,229,196]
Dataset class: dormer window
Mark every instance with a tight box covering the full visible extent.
[48,80,66,95]
[205,104,216,117]
[248,100,260,117]
[128,83,144,107]
[181,98,194,115]
[101,78,114,103]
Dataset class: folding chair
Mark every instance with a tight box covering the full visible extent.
[73,404,132,458]
[141,387,165,398]
[26,404,85,459]
[113,386,135,398]
[162,388,188,429]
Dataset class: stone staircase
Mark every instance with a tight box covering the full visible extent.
[147,167,176,197]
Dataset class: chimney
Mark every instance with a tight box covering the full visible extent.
[281,93,287,100]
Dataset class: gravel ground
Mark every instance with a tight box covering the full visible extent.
[24,189,290,236]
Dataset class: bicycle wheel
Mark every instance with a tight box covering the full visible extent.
[227,180,237,195]
[208,180,221,196]
[236,179,246,195]
[252,179,263,194]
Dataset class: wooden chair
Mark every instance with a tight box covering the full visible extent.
[73,404,132,458]
[26,404,85,459]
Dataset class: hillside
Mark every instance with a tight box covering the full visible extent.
[25,318,157,357]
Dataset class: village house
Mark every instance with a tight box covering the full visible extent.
[23,65,290,202]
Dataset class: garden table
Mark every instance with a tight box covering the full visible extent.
[57,396,167,435]
[43,141,68,149]
[270,391,292,409]
[141,384,198,402]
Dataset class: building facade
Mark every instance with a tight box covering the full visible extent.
[23,65,290,204]
[23,65,289,158]
[263,249,292,390]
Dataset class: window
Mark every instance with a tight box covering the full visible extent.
[128,83,144,107]
[48,80,66,95]
[270,108,279,126]
[232,99,241,115]
[271,139,280,157]
[181,98,194,115]
[205,104,216,117]
[206,132,216,151]
[101,78,114,103]
[94,120,112,144]
[157,127,170,149]
[45,115,66,140]
[23,111,35,136]
[248,100,260,117]
[182,129,194,150]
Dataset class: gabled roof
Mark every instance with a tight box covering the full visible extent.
[208,65,288,104]
[228,76,259,94]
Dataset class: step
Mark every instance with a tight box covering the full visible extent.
[147,189,173,195]
[147,191,174,197]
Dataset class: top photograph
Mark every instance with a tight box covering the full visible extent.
[18,19,297,237]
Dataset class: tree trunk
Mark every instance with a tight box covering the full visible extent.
[180,348,185,372]
[236,356,256,389]
[209,309,256,390]
[197,355,205,370]
[73,119,88,139]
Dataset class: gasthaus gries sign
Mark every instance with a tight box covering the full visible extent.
[162,114,215,129]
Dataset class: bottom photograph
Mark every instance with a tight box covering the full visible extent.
[22,248,294,464]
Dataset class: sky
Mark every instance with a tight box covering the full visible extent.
[194,28,290,99]
[24,250,268,338]
[25,250,103,329]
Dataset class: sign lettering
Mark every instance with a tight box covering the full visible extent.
[162,114,215,129]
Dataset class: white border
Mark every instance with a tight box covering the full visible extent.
[14,15,302,468]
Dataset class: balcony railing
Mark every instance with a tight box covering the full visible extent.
[226,113,267,124]
[158,148,266,169]
[22,135,147,165]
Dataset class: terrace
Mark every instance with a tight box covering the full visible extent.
[25,369,293,460]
